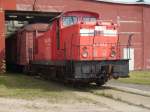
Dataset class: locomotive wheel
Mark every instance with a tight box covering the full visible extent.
[96,74,107,86]
[23,65,37,76]
[96,67,108,86]
[96,79,105,86]
[23,65,30,74]
[113,75,119,79]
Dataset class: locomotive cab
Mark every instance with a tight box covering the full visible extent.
[60,11,119,60]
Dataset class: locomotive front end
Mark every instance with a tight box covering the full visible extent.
[79,21,119,60]
[69,21,129,84]
[61,11,129,85]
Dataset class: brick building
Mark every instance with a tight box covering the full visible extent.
[0,0,150,71]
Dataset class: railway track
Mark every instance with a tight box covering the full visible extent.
[36,74,150,111]
[1,73,149,112]
[73,84,150,111]
[95,87,150,109]
[30,75,150,112]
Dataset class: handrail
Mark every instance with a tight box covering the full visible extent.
[69,32,132,60]
[97,19,113,22]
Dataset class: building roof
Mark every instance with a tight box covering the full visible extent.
[95,0,150,5]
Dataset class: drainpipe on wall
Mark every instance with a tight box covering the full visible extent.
[33,0,37,11]
[141,5,145,70]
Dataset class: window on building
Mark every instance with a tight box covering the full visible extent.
[62,16,78,27]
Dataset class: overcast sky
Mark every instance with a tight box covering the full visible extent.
[113,0,150,3]
[98,0,150,3]
[109,0,142,1]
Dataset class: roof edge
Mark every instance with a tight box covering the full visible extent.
[95,0,150,5]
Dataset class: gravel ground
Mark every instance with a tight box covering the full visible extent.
[0,97,120,112]
[0,91,150,112]
[0,74,150,112]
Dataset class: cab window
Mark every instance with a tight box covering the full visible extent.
[62,16,78,27]
[82,17,96,22]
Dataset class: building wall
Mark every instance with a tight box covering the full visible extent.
[0,0,16,73]
[143,6,150,70]
[0,10,5,73]
[0,0,16,10]
[1,0,150,70]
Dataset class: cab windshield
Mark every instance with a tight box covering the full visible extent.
[62,16,78,27]
[82,17,97,22]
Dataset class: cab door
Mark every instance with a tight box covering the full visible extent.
[55,19,64,60]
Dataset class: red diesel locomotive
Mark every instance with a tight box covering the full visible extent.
[6,11,129,85]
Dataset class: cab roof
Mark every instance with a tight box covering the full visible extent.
[50,10,99,21]
[62,11,99,18]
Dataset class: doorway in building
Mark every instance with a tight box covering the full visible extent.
[5,10,60,72]
[123,48,134,71]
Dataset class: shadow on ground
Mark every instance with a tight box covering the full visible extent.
[0,72,112,92]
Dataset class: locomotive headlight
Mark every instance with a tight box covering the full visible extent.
[111,50,116,57]
[82,51,88,58]
[81,47,88,58]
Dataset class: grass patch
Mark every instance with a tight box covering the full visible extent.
[116,71,150,85]
[0,73,85,102]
